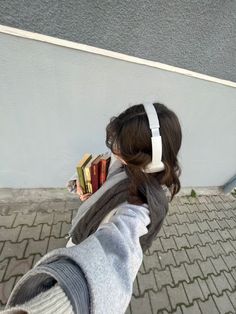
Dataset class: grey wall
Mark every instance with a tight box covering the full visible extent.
[0,0,235,82]
[0,32,236,188]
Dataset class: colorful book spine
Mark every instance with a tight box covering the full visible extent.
[76,153,92,194]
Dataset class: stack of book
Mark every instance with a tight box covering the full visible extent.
[73,152,111,194]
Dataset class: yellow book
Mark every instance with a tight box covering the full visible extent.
[76,153,92,194]
[84,154,100,193]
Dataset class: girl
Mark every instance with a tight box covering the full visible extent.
[66,101,182,253]
[2,102,182,314]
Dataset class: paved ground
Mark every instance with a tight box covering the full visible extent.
[0,194,235,313]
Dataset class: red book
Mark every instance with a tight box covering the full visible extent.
[91,155,102,193]
[100,152,111,186]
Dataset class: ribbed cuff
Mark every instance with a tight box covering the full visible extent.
[2,284,73,314]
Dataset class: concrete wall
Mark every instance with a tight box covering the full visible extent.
[0,0,235,82]
[0,32,235,188]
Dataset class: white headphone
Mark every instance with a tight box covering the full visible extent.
[141,102,165,173]
[114,102,165,173]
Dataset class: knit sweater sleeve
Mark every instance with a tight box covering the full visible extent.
[4,203,151,314]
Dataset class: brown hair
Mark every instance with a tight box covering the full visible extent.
[106,102,182,203]
[72,102,182,253]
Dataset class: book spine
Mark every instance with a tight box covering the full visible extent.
[76,166,86,194]
[84,167,90,193]
[100,160,106,185]
[91,164,99,193]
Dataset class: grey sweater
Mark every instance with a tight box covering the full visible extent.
[3,202,150,314]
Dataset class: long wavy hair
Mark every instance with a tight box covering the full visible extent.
[72,102,182,253]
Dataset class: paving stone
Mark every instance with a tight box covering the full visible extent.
[143,251,161,272]
[212,291,235,313]
[32,253,43,267]
[217,228,233,241]
[53,211,72,224]
[149,237,163,254]
[224,218,236,228]
[18,224,42,241]
[166,283,188,311]
[197,295,220,313]
[184,261,203,281]
[50,222,62,238]
[0,226,21,242]
[197,204,209,212]
[205,202,217,211]
[0,242,3,254]
[196,277,211,299]
[158,250,176,269]
[154,266,174,290]
[176,223,189,236]
[47,236,67,252]
[170,263,189,285]
[162,305,182,314]
[181,301,202,314]
[138,261,145,273]
[172,248,190,266]
[197,220,210,232]
[48,200,66,212]
[137,270,157,294]
[169,205,180,215]
[60,222,71,238]
[149,287,171,312]
[1,240,28,260]
[223,270,236,290]
[4,256,34,280]
[197,243,215,260]
[224,209,236,219]
[40,223,51,240]
[206,210,218,220]
[157,226,166,238]
[210,272,232,294]
[207,230,223,242]
[174,235,190,249]
[195,211,209,222]
[130,291,152,314]
[186,233,201,247]
[163,224,179,237]
[0,214,16,228]
[13,212,36,227]
[132,277,140,297]
[218,218,232,230]
[0,276,16,305]
[165,214,179,225]
[197,231,213,246]
[176,213,190,224]
[160,236,177,251]
[186,246,202,263]
[187,222,201,234]
[0,259,9,281]
[198,259,217,276]
[25,238,49,257]
[208,241,226,256]
[211,255,232,273]
[124,304,131,314]
[65,200,80,211]
[221,252,236,270]
[187,204,198,214]
[218,239,235,255]
[228,229,236,240]
[186,212,199,223]
[34,212,53,225]
[226,290,236,309]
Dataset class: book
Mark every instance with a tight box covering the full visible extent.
[84,154,100,193]
[76,153,92,194]
[100,152,111,186]
[91,155,103,193]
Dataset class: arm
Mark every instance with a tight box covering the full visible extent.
[4,203,150,314]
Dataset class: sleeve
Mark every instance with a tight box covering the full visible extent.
[5,203,150,314]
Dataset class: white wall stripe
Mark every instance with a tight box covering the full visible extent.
[1,24,235,88]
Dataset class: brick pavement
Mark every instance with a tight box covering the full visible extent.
[0,194,235,313]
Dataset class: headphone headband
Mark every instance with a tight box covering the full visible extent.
[142,102,165,173]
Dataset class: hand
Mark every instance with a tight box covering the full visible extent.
[76,180,92,201]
